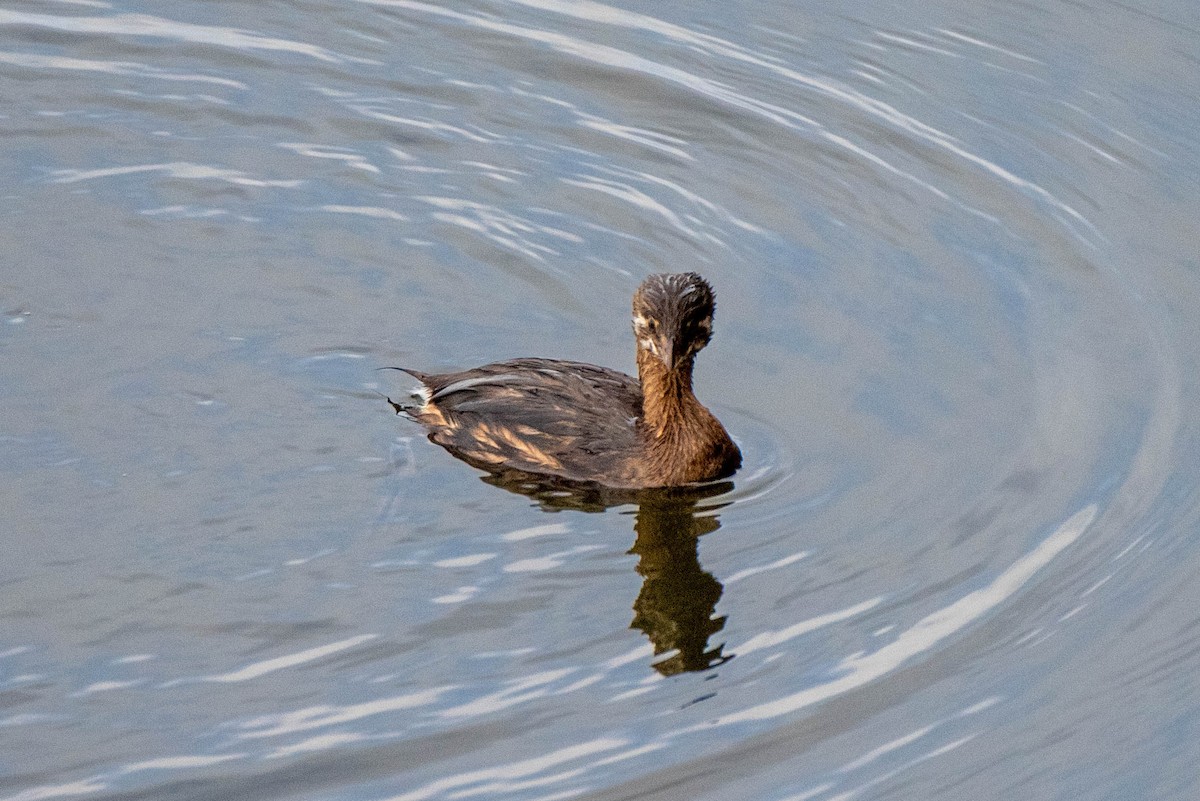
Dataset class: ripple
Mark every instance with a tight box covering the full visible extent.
[0,9,351,63]
[414,194,583,263]
[169,634,379,685]
[47,161,302,187]
[703,505,1096,727]
[279,142,382,173]
[236,687,451,740]
[0,50,246,87]
[477,0,1101,244]
[381,738,632,801]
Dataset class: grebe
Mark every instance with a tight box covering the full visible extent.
[387,272,741,489]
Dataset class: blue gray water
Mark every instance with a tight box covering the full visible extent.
[3,1,1200,799]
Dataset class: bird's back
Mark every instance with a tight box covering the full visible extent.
[398,358,649,486]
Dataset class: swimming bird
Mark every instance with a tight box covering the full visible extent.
[387,272,741,489]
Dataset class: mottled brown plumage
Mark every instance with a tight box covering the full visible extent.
[388,272,741,489]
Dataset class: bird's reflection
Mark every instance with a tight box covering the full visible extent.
[475,468,733,675]
[628,490,732,674]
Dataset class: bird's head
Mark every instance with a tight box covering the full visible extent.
[631,272,715,372]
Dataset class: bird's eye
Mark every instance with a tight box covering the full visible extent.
[646,320,658,334]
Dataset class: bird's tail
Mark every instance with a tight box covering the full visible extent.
[376,367,431,416]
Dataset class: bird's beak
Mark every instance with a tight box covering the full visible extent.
[657,335,676,371]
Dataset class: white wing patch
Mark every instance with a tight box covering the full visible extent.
[431,373,525,400]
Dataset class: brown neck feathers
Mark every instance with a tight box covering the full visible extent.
[637,347,699,435]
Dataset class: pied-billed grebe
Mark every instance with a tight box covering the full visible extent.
[387,272,741,489]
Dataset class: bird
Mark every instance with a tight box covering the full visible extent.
[386,272,741,489]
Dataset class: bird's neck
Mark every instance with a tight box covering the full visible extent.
[635,345,741,485]
[637,348,699,435]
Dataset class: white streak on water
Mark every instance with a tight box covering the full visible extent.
[604,643,657,670]
[432,586,479,604]
[320,204,407,221]
[112,654,156,664]
[121,754,243,773]
[0,714,53,728]
[826,734,978,801]
[49,162,302,188]
[0,779,106,801]
[840,723,936,773]
[380,738,628,801]
[724,550,809,583]
[267,732,366,759]
[278,143,380,173]
[503,522,570,541]
[437,669,576,719]
[934,28,1043,63]
[874,30,959,57]
[504,545,603,573]
[434,553,497,568]
[177,634,378,685]
[608,685,657,702]
[0,51,246,87]
[577,115,693,161]
[0,755,249,801]
[71,680,142,698]
[0,10,348,63]
[562,176,697,237]
[350,106,495,142]
[237,687,451,739]
[734,597,883,657]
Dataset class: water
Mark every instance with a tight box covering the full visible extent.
[3,1,1200,799]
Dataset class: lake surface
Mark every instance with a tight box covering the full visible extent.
[4,1,1200,799]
